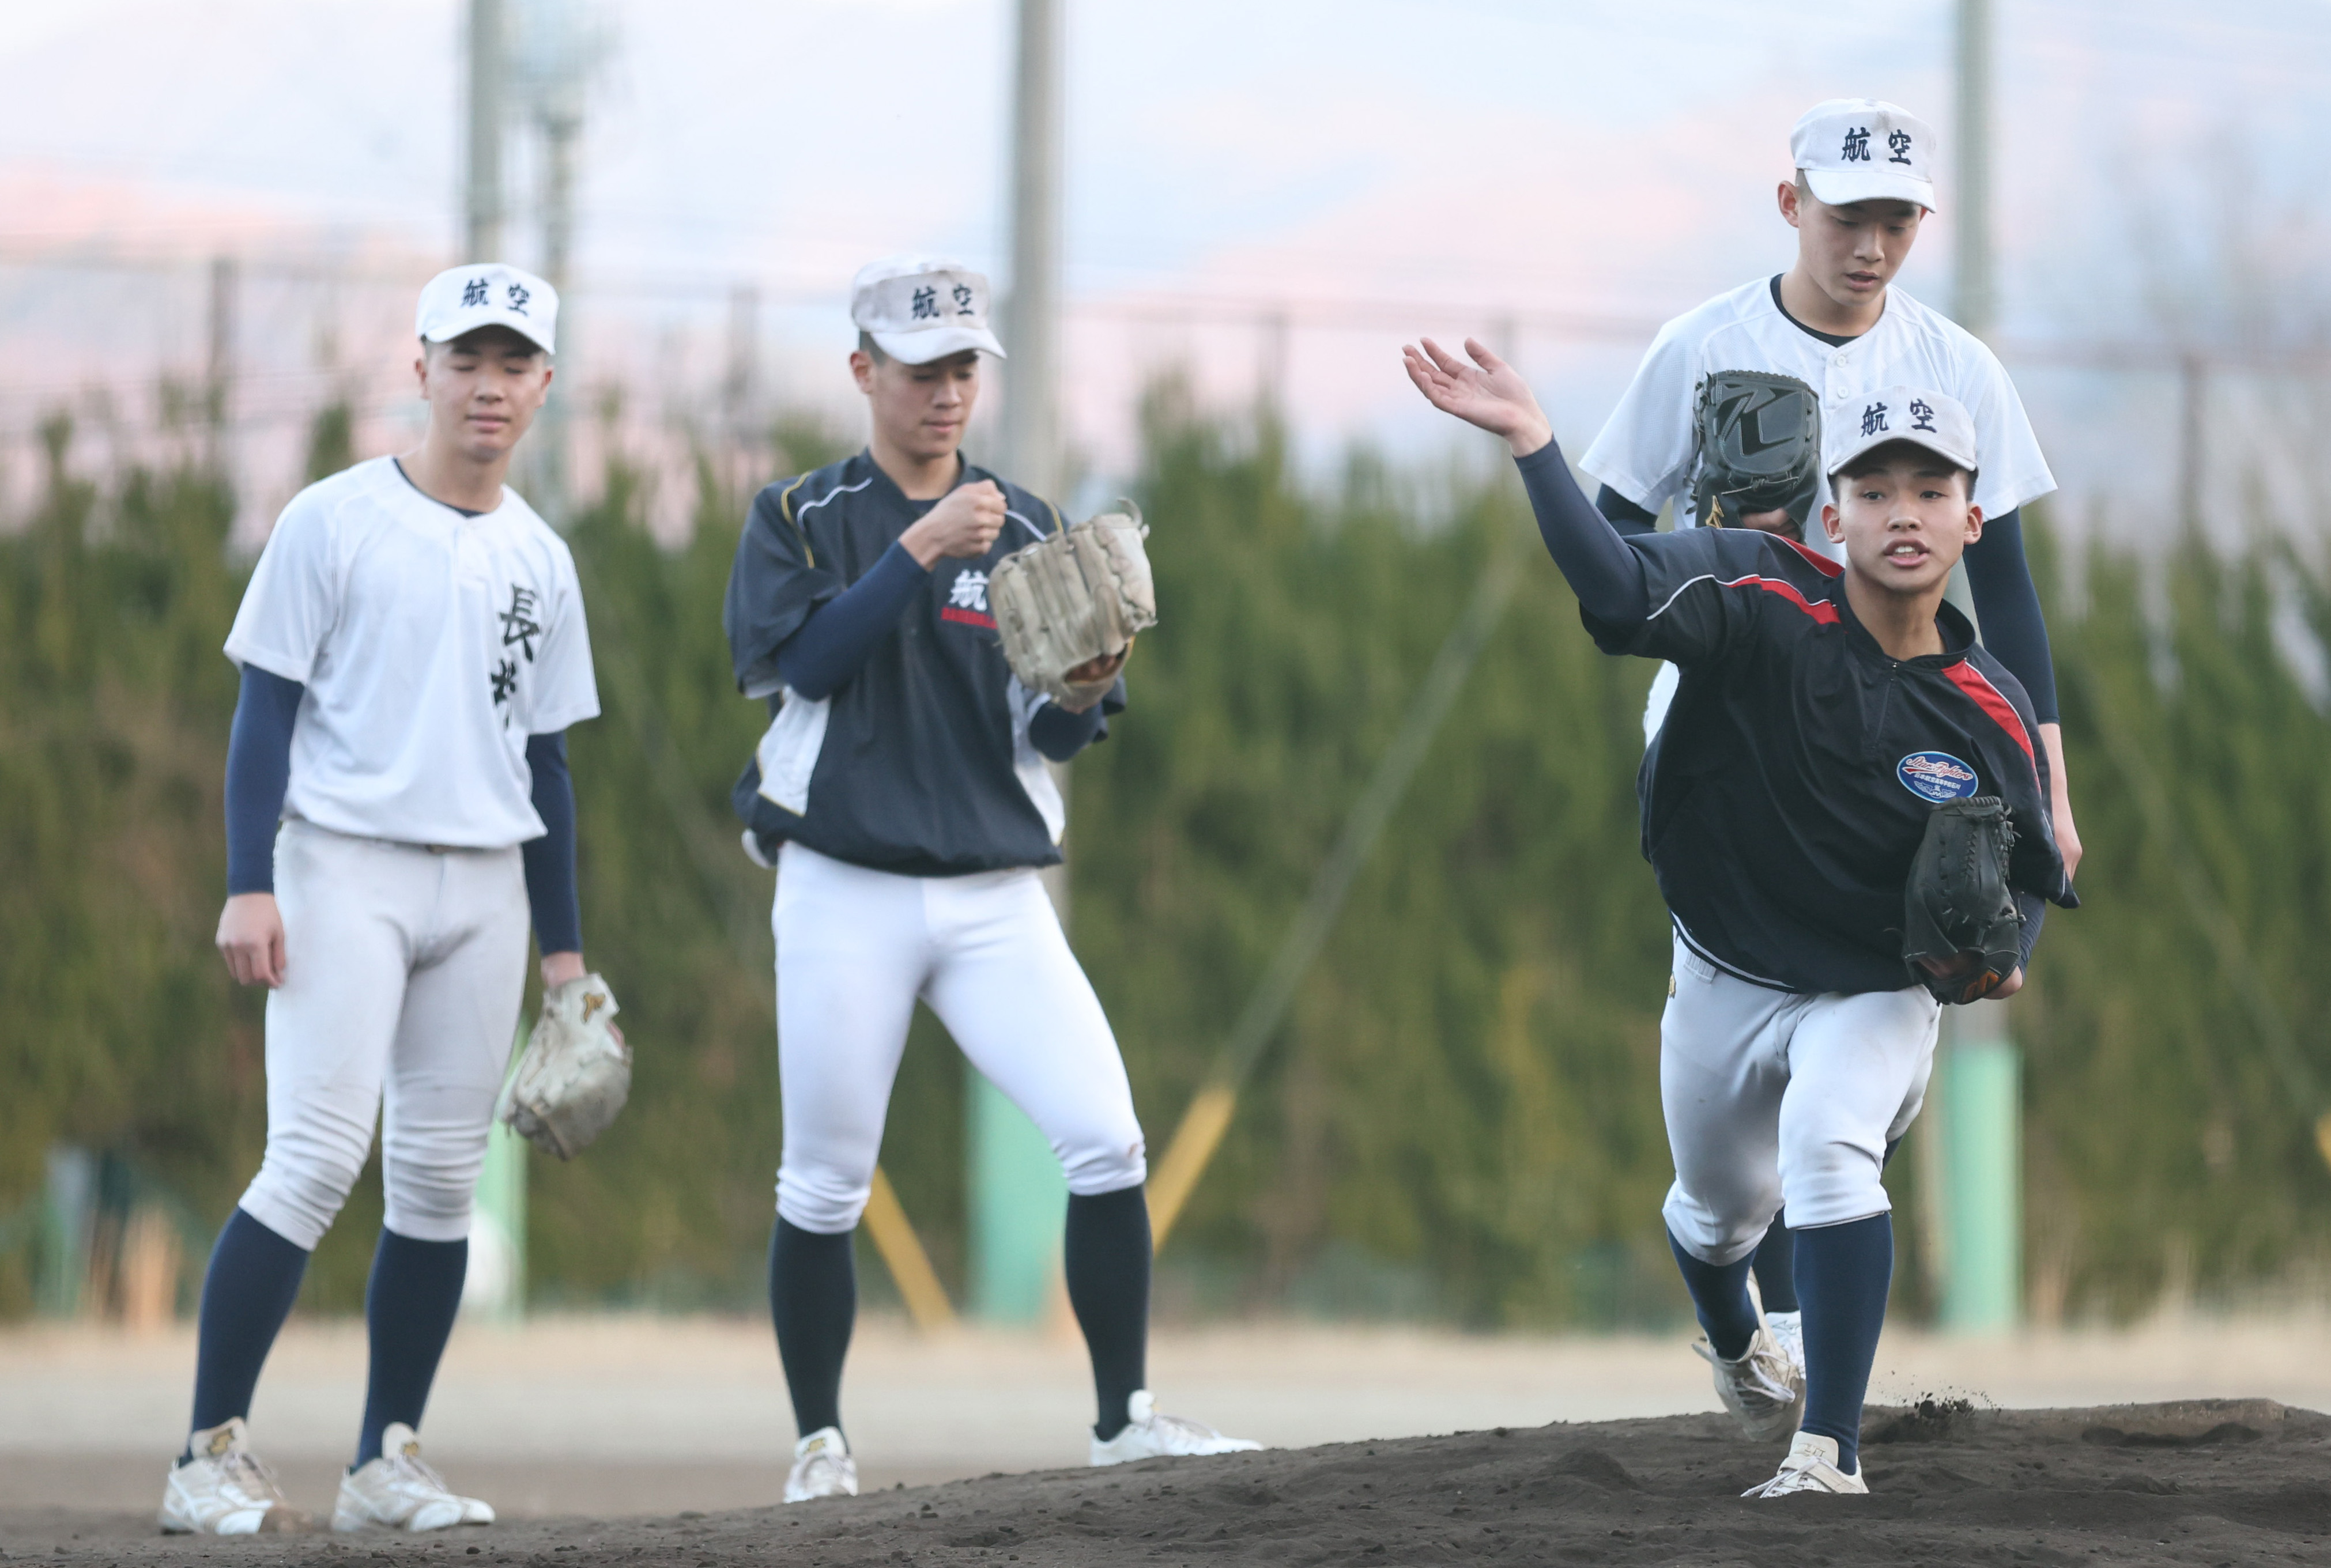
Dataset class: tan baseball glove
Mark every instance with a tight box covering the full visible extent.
[988,500,1157,709]
[497,974,631,1159]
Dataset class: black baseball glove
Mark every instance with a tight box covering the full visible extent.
[1691,370,1823,540]
[1902,796,2025,1005]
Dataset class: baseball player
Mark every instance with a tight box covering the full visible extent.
[1583,97,2084,1389]
[161,265,601,1536]
[1406,336,2073,1495]
[722,256,1258,1503]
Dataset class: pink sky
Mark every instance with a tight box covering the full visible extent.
[1,0,2325,542]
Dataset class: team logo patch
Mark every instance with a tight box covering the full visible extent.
[1898,750,1979,802]
[941,568,997,629]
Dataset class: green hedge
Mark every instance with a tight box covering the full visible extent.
[3,392,2327,1326]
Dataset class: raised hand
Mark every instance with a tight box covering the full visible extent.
[1401,336,1554,456]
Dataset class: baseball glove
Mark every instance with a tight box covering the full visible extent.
[1691,370,1823,539]
[497,973,631,1159]
[1902,797,2024,1005]
[988,500,1157,709]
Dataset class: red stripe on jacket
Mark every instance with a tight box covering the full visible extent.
[1944,660,2036,766]
[1776,536,1845,578]
[1721,575,1841,625]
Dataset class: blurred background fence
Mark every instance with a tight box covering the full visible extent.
[6,372,2331,1331]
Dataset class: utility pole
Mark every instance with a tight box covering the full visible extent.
[970,0,1071,1328]
[512,0,602,527]
[464,0,507,262]
[999,0,1064,503]
[1952,0,1994,339]
[205,256,237,465]
[463,0,525,1320]
[726,282,761,440]
[1932,0,2022,1335]
[2177,352,2205,531]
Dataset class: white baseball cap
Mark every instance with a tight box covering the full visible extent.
[416,263,557,354]
[851,256,1005,364]
[1790,99,1937,212]
[1825,387,1979,478]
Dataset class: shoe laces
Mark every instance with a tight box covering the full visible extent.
[1695,1339,1796,1404]
[219,1447,291,1506]
[1141,1410,1224,1445]
[381,1447,454,1497]
[1746,1460,1838,1497]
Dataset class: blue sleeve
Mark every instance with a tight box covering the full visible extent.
[1515,440,1651,625]
[1027,674,1128,762]
[522,732,582,955]
[1961,509,2060,724]
[1595,483,1659,537]
[2015,891,2046,974]
[225,664,303,895]
[775,541,930,701]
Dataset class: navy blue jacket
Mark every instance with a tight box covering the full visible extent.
[723,451,1123,876]
[1521,441,2075,995]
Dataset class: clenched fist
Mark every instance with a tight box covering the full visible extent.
[902,480,1007,565]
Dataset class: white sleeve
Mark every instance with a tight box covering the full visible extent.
[222,490,339,683]
[1579,319,1701,512]
[1957,341,2056,519]
[523,546,601,735]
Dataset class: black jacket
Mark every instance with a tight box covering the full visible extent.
[1588,526,2076,994]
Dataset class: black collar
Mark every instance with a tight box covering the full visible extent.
[1768,274,1863,350]
[1833,583,1977,668]
[857,449,982,510]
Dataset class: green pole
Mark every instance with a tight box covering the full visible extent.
[465,1030,528,1321]
[38,1146,96,1318]
[1937,999,2020,1332]
[470,1119,528,1321]
[966,1072,1062,1323]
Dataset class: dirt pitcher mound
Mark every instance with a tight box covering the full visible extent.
[6,1399,2326,1565]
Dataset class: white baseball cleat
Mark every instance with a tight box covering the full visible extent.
[1764,1310,1805,1384]
[159,1418,308,1535]
[1089,1391,1263,1466]
[332,1424,494,1532]
[785,1427,858,1503]
[1741,1430,1868,1497]
[1695,1327,1804,1441]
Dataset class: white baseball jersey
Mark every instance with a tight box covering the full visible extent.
[225,456,600,849]
[1582,278,2055,536]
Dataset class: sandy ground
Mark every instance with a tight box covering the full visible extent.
[3,1312,2329,1558]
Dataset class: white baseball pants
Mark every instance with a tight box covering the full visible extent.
[772,841,1146,1235]
[1660,935,1939,1265]
[237,821,530,1250]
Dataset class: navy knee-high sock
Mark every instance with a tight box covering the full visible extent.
[187,1208,311,1452]
[356,1230,469,1467]
[1751,1211,1799,1314]
[1668,1229,1760,1361]
[1793,1212,1893,1474]
[1065,1187,1151,1441]
[770,1218,855,1439]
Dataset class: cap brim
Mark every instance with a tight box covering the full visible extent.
[1803,168,1936,213]
[1825,429,1978,478]
[422,307,556,355]
[870,326,1005,364]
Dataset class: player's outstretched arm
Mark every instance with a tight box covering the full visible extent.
[1401,337,1553,456]
[1404,336,1650,626]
